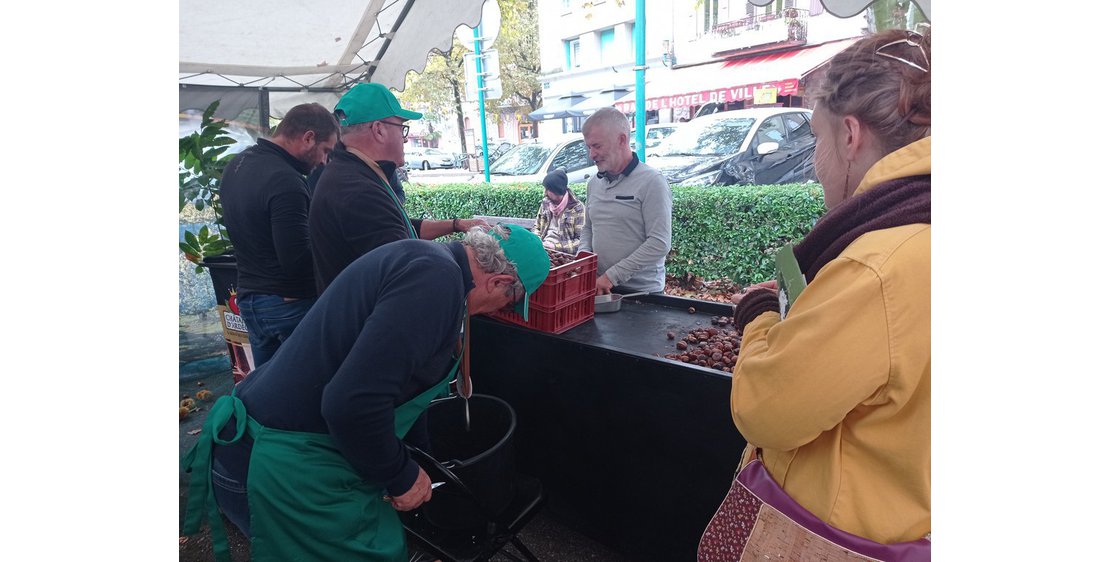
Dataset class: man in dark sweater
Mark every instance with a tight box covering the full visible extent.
[220,103,339,366]
[309,82,488,294]
[185,225,551,560]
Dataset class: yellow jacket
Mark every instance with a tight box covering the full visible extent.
[731,137,931,543]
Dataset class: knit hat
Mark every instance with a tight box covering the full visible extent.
[334,83,423,126]
[542,169,569,194]
[490,224,551,321]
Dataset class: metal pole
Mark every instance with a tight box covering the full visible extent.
[475,25,491,182]
[258,88,271,135]
[635,0,646,161]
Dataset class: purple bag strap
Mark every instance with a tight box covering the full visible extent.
[740,459,931,562]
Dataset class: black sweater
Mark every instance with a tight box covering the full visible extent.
[309,148,423,294]
[215,240,473,497]
[220,139,316,298]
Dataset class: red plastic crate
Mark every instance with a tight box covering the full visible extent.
[489,250,597,333]
[490,290,595,334]
[532,251,598,309]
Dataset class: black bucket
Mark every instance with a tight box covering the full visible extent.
[421,394,516,530]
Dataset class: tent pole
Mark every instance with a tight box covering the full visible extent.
[258,89,271,135]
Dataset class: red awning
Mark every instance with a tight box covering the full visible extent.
[614,38,858,113]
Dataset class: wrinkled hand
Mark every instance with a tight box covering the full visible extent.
[457,218,490,232]
[595,274,614,294]
[388,467,433,512]
[730,280,778,305]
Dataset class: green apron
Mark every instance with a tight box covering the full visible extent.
[182,358,458,561]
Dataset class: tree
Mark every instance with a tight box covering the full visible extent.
[865,0,929,33]
[397,0,541,152]
[399,46,470,153]
[488,0,542,119]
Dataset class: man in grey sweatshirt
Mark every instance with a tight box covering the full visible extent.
[580,107,673,294]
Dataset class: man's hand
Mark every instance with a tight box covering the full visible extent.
[456,218,490,233]
[388,467,433,511]
[595,273,614,294]
[730,280,778,305]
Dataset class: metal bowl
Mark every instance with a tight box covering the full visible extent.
[594,292,647,313]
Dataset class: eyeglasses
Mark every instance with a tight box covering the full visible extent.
[875,36,930,73]
[377,120,410,138]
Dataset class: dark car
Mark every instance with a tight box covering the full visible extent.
[646,108,817,187]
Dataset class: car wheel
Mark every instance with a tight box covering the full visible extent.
[422,161,431,170]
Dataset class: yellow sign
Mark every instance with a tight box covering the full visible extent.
[754,87,778,105]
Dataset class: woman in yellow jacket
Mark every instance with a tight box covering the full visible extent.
[728,29,930,544]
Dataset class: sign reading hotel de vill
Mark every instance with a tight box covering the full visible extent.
[614,79,798,113]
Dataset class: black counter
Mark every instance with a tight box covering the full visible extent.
[470,294,747,561]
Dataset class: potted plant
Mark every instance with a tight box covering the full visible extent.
[179,100,256,382]
[179,101,236,267]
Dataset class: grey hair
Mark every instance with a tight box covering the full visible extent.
[461,225,524,299]
[340,120,375,137]
[582,106,630,138]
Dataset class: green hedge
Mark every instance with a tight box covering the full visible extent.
[404,182,825,286]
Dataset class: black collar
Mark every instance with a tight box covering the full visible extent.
[257,138,313,175]
[447,241,475,294]
[597,152,639,181]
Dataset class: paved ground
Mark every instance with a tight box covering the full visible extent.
[178,311,632,561]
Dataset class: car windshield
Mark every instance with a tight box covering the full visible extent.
[488,144,555,175]
[652,117,755,157]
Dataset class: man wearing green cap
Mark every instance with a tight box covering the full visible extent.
[182,225,549,562]
[310,82,489,294]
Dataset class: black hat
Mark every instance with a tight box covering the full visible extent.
[542,169,569,194]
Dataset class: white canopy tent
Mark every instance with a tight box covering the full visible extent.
[179,0,488,125]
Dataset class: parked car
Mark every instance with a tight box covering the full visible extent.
[472,140,514,168]
[405,147,455,170]
[646,107,817,187]
[474,135,597,184]
[631,123,680,152]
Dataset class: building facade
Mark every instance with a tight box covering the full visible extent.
[534,0,869,135]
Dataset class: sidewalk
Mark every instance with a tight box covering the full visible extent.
[179,311,632,561]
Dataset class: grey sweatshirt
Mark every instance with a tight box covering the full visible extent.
[580,156,673,293]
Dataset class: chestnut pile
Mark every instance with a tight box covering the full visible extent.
[663,316,741,372]
[546,249,576,268]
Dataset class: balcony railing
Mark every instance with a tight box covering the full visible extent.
[709,8,809,45]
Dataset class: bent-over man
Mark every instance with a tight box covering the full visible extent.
[182,224,551,562]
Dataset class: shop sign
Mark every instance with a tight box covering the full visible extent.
[615,78,798,113]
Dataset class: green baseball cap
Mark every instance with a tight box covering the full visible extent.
[334,82,423,126]
[490,224,551,321]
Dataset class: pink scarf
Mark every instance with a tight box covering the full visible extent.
[550,190,571,217]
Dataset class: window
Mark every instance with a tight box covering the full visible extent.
[599,28,615,65]
[704,0,719,32]
[754,116,787,145]
[782,112,811,138]
[561,0,571,10]
[565,38,581,69]
[550,140,591,172]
